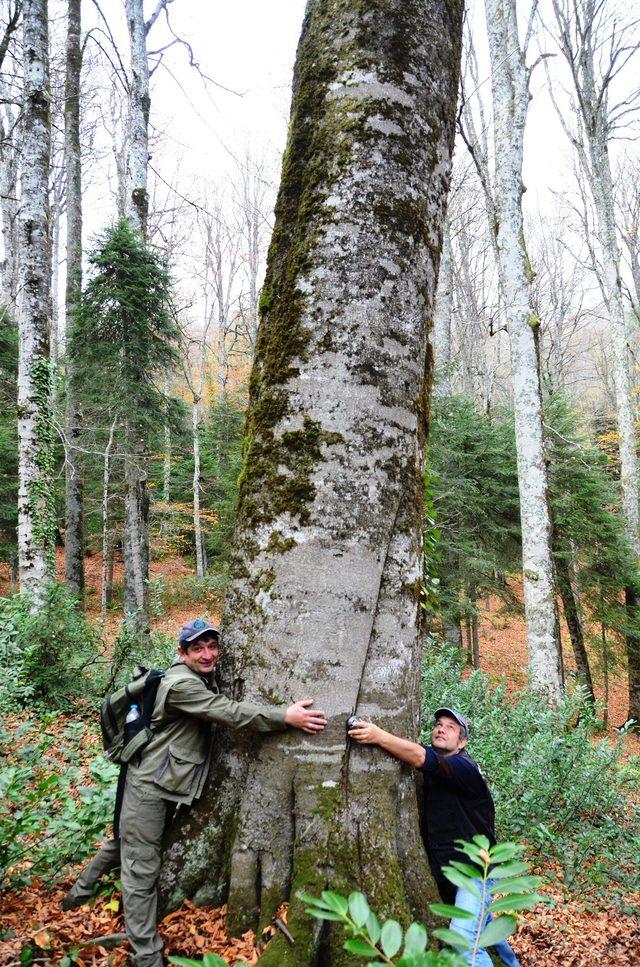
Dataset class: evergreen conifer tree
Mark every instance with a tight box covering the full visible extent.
[430,392,639,717]
[70,220,179,632]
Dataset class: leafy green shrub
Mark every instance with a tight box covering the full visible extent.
[0,717,117,888]
[103,622,177,694]
[422,645,640,901]
[0,583,103,709]
[302,837,542,965]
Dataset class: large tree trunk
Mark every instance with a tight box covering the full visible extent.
[160,1,463,961]
[64,0,85,601]
[17,0,54,597]
[485,0,563,700]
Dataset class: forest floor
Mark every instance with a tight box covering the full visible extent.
[1,553,639,966]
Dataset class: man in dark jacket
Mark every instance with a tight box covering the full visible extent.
[63,619,327,966]
[348,707,519,967]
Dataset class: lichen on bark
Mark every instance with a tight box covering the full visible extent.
[160,1,464,961]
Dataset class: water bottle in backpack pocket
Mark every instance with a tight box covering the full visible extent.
[100,667,165,764]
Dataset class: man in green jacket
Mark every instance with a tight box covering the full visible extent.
[63,618,327,966]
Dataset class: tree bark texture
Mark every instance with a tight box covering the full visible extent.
[485,0,563,701]
[125,0,149,235]
[17,0,54,596]
[64,0,85,600]
[160,1,464,962]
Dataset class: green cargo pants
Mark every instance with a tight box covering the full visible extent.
[119,782,171,967]
[65,783,173,967]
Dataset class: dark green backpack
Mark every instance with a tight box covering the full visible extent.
[100,666,164,765]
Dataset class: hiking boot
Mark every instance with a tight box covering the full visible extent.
[61,890,89,911]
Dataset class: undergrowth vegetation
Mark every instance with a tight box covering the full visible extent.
[0,584,101,709]
[422,644,640,907]
[0,716,117,889]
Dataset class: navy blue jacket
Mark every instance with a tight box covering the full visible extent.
[419,745,495,904]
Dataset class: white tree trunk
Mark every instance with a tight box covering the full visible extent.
[17,0,54,597]
[162,373,171,505]
[192,397,206,579]
[123,0,151,631]
[123,443,148,625]
[101,418,116,618]
[433,219,454,397]
[125,0,149,234]
[64,0,85,600]
[0,110,19,307]
[49,201,60,379]
[550,0,640,717]
[591,146,640,554]
[486,0,562,699]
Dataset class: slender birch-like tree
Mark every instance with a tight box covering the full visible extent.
[181,281,216,580]
[433,219,454,399]
[17,0,54,597]
[64,0,85,600]
[122,0,162,628]
[548,0,640,718]
[460,2,563,700]
[432,217,465,650]
[160,1,464,960]
[124,0,150,234]
[0,3,22,310]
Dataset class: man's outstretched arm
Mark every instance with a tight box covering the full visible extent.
[166,682,327,734]
[348,721,426,768]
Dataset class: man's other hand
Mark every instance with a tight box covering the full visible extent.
[285,699,328,733]
[348,721,382,745]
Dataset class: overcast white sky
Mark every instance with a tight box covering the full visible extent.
[74,0,637,314]
[137,0,618,213]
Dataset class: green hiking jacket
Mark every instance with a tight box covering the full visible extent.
[126,660,287,804]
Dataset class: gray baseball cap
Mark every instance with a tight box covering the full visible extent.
[434,707,469,738]
[178,618,220,648]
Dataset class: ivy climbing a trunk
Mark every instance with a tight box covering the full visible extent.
[160,1,464,963]
[17,0,55,599]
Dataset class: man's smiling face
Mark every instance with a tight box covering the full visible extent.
[180,633,220,675]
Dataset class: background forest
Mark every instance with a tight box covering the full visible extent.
[1,0,640,964]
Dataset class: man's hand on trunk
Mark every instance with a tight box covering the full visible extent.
[285,698,328,733]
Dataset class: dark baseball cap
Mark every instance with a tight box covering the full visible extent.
[178,618,220,649]
[434,707,469,738]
